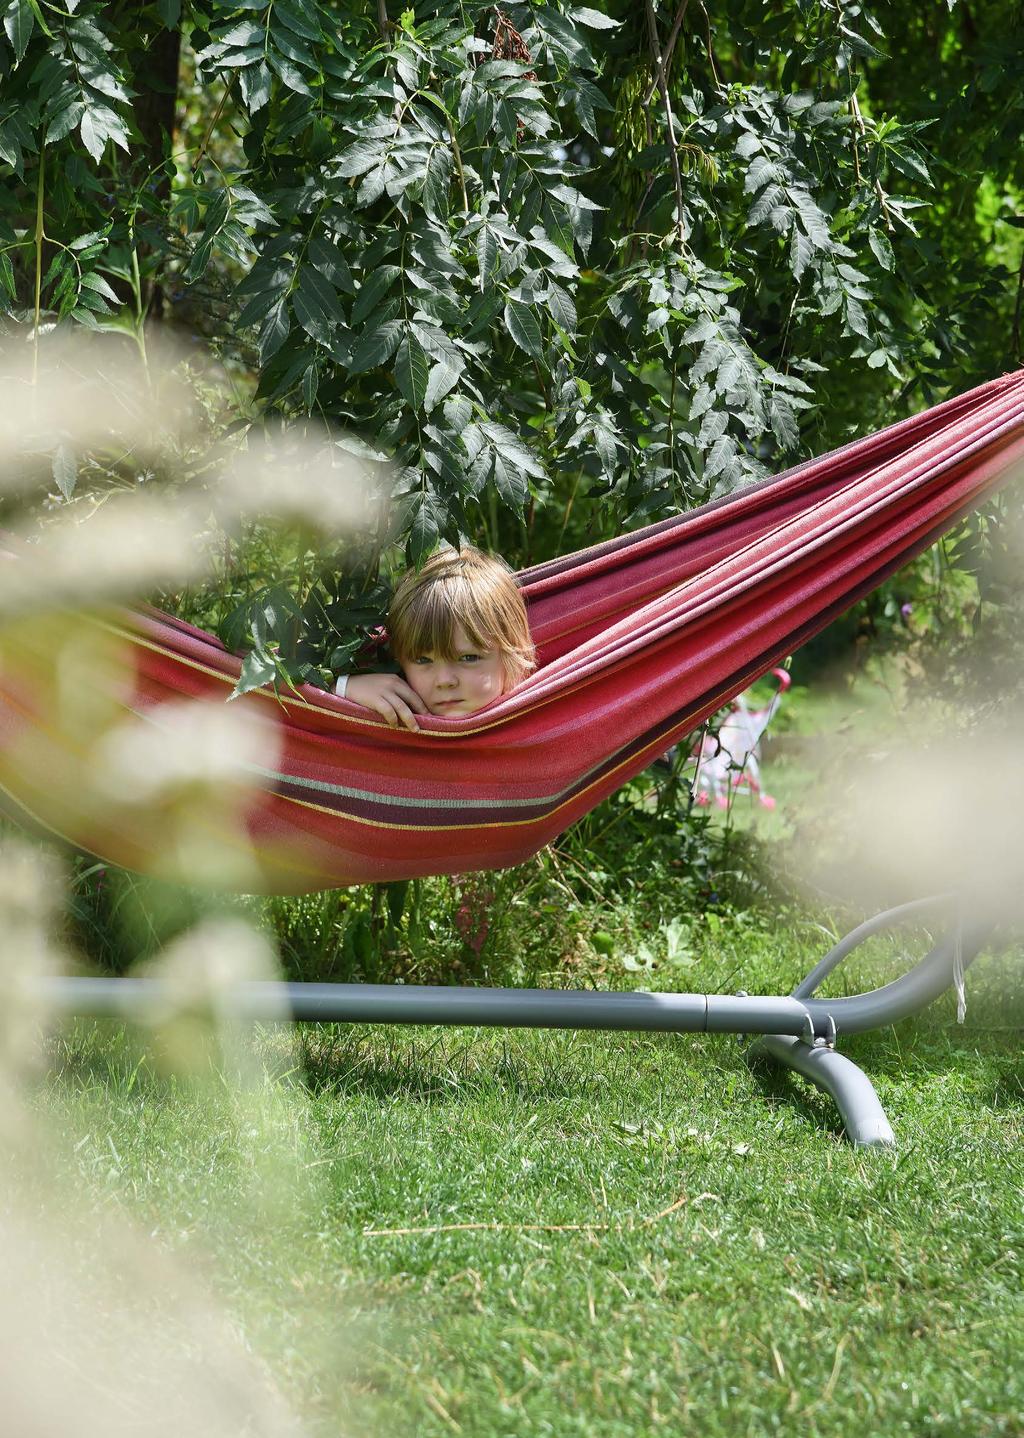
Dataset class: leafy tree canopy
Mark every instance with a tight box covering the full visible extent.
[1,0,1022,689]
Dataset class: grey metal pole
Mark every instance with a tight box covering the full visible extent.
[792,896,953,1001]
[36,903,991,1149]
[748,900,991,1147]
[38,976,826,1037]
[39,914,988,1037]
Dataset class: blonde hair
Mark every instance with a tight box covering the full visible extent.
[389,546,536,687]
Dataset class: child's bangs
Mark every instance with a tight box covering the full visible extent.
[397,574,492,659]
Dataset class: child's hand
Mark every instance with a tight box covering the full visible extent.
[344,673,427,731]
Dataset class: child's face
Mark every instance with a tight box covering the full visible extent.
[399,625,508,717]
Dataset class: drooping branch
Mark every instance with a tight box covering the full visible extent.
[645,0,687,247]
[642,0,690,107]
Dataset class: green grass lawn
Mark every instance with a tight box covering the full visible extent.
[11,662,1023,1435]
[25,924,1024,1438]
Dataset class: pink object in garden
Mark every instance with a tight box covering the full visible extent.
[692,668,791,810]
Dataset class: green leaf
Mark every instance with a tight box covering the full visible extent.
[51,442,77,500]
[352,264,400,325]
[238,60,272,113]
[301,360,319,409]
[790,226,813,280]
[422,145,452,219]
[407,489,442,564]
[307,234,354,293]
[888,147,931,185]
[476,224,498,289]
[237,284,286,328]
[424,356,463,411]
[235,649,279,696]
[356,165,387,208]
[747,183,783,228]
[545,282,577,334]
[217,22,263,48]
[0,250,14,302]
[491,450,528,512]
[839,23,885,59]
[504,297,544,359]
[274,0,323,42]
[3,0,33,64]
[79,106,107,162]
[270,19,316,70]
[844,296,870,339]
[443,393,473,433]
[867,227,894,272]
[394,331,429,409]
[546,182,603,211]
[79,105,129,162]
[337,140,385,178]
[268,50,311,96]
[566,76,610,140]
[349,320,402,373]
[293,263,345,344]
[478,419,545,478]
[769,396,799,449]
[573,6,621,28]
[703,435,736,482]
[258,295,291,363]
[45,97,85,144]
[79,270,119,304]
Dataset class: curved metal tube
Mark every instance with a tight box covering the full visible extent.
[799,915,991,1036]
[792,895,953,1000]
[751,1035,895,1148]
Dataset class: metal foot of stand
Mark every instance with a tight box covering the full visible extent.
[749,896,987,1148]
[748,1033,895,1148]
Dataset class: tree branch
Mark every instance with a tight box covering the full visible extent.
[645,0,687,248]
[192,76,235,176]
[642,0,690,107]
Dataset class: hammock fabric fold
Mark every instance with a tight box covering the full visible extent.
[2,370,1024,893]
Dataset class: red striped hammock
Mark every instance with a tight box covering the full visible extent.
[2,370,1024,893]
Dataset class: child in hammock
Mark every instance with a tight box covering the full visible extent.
[334,546,536,729]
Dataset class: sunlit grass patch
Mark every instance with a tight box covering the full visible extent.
[30,914,1024,1437]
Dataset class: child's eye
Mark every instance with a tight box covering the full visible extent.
[459,653,482,663]
[410,655,433,666]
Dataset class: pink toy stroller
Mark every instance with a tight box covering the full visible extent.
[692,668,791,810]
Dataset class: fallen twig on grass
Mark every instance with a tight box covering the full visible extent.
[362,1192,723,1238]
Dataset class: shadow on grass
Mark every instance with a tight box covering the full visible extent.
[295,1025,685,1106]
[744,1052,848,1143]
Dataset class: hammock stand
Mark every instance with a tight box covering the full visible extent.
[42,895,984,1147]
[6,371,1022,1146]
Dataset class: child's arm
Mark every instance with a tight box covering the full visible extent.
[335,672,427,731]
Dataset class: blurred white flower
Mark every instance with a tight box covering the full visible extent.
[215,425,389,535]
[94,697,280,805]
[0,497,208,617]
[0,841,65,1097]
